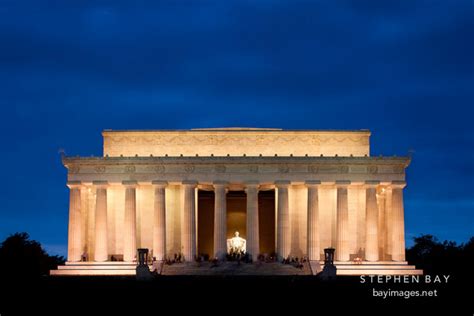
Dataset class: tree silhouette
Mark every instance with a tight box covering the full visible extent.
[0,232,65,279]
[406,234,474,277]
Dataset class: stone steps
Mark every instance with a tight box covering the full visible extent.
[337,269,422,276]
[51,261,143,276]
[50,261,422,276]
[334,261,422,275]
[307,260,423,276]
[335,264,418,270]
[161,262,312,276]
[58,264,137,270]
[50,269,136,276]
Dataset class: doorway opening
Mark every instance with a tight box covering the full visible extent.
[197,189,275,257]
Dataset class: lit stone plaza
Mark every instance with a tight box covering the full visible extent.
[51,128,422,276]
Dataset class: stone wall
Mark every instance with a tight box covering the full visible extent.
[103,130,371,157]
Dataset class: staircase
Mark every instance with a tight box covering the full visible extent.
[333,261,423,275]
[161,261,312,276]
[50,260,422,276]
[50,262,139,276]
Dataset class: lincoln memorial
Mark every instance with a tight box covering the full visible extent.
[51,128,422,276]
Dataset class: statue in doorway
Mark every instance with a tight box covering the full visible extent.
[227,231,246,254]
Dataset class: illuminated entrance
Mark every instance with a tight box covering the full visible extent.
[198,190,275,258]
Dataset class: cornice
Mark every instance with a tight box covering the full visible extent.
[63,155,410,165]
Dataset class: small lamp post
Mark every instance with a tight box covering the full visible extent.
[324,247,335,266]
[137,248,148,266]
[136,248,152,280]
[320,247,337,280]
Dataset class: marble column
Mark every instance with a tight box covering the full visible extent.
[276,181,290,260]
[306,181,321,261]
[182,181,197,262]
[123,181,137,262]
[94,181,108,262]
[245,181,259,259]
[152,181,167,261]
[391,181,406,261]
[365,181,379,262]
[385,187,394,259]
[213,181,228,259]
[377,187,387,261]
[336,180,350,261]
[67,181,82,262]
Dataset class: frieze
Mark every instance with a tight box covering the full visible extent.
[278,165,290,173]
[318,166,341,173]
[248,165,259,173]
[94,166,105,173]
[308,165,319,174]
[68,165,80,174]
[215,165,226,173]
[350,166,366,173]
[106,134,368,146]
[338,166,349,173]
[393,165,404,174]
[154,165,165,173]
[367,166,378,174]
[124,165,136,173]
[65,161,406,176]
[184,165,195,173]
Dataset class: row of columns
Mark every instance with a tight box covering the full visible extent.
[67,179,406,263]
[211,181,290,260]
[67,180,167,262]
[183,180,262,261]
[200,181,261,260]
[306,180,406,262]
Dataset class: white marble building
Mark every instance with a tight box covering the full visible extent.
[51,128,422,275]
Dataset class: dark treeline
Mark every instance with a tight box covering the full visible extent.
[0,232,64,279]
[407,234,474,276]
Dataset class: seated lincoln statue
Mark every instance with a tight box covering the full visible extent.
[227,231,246,254]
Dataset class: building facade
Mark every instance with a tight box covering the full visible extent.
[51,128,421,275]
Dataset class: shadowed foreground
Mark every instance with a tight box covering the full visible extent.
[1,234,472,313]
[1,274,471,314]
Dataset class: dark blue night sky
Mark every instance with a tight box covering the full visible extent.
[0,1,472,256]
